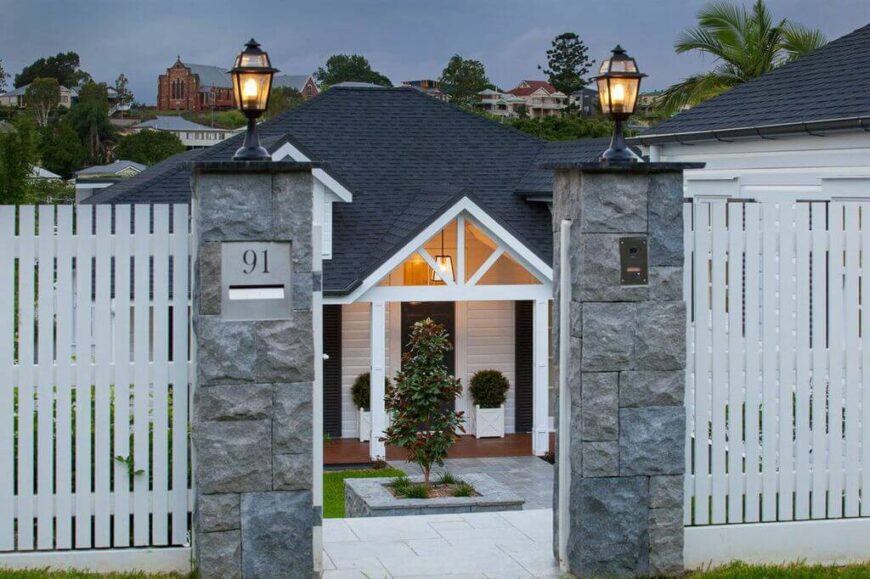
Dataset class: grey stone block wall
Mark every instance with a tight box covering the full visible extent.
[551,165,689,577]
[191,162,315,579]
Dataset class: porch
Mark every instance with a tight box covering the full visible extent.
[322,198,555,459]
[324,433,556,466]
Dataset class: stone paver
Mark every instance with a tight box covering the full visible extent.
[388,456,554,510]
[323,509,560,578]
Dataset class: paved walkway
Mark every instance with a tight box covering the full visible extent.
[389,456,554,510]
[323,509,560,578]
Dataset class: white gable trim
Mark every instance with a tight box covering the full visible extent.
[325,196,553,304]
[271,141,353,203]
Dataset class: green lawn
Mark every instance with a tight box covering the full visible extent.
[322,467,405,519]
[2,560,870,578]
[691,562,870,577]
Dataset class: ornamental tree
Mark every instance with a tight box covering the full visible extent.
[381,318,464,488]
[540,32,594,96]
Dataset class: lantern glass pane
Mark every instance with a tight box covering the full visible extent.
[609,58,637,73]
[239,52,269,68]
[598,59,610,74]
[235,72,272,111]
[596,77,611,114]
[607,77,640,114]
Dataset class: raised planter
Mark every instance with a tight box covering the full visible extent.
[358,408,371,442]
[345,473,524,518]
[474,404,505,438]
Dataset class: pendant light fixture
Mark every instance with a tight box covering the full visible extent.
[431,229,455,283]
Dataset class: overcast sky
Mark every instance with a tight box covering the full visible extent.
[3,0,869,104]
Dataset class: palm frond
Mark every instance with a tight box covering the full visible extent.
[781,23,827,61]
[657,72,737,115]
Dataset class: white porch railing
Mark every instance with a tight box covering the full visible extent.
[0,204,193,559]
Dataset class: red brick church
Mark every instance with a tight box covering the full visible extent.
[157,57,319,111]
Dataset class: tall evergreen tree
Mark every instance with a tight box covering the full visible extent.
[314,54,392,88]
[439,55,490,110]
[540,32,594,95]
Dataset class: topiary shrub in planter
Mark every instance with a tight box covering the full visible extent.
[469,369,509,439]
[351,372,391,442]
[382,317,465,489]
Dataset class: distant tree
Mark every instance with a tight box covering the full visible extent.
[15,51,90,88]
[266,86,304,119]
[28,179,75,205]
[65,81,116,164]
[0,115,38,204]
[39,121,88,179]
[314,54,392,88]
[660,0,826,113]
[25,78,61,127]
[439,55,489,109]
[116,130,185,166]
[114,73,133,106]
[0,58,8,93]
[540,32,594,96]
[506,114,614,141]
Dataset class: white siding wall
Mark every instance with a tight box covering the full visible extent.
[339,301,517,438]
[339,303,391,438]
[463,301,517,434]
[650,130,870,201]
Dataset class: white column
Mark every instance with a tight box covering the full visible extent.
[369,301,387,460]
[557,220,572,571]
[312,225,324,573]
[532,298,550,456]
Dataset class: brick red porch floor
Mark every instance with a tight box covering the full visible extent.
[324,433,555,465]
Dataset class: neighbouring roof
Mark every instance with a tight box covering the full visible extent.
[508,81,559,97]
[273,74,315,92]
[32,166,61,180]
[76,160,146,177]
[136,115,229,132]
[638,23,870,144]
[84,85,603,294]
[182,63,232,89]
[1,85,28,97]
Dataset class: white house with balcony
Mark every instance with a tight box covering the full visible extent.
[134,115,236,149]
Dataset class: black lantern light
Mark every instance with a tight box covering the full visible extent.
[593,45,646,163]
[229,38,278,161]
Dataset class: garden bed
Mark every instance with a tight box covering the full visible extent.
[344,472,524,517]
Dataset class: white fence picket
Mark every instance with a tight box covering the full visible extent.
[686,199,870,528]
[74,205,93,548]
[18,206,36,550]
[37,206,56,549]
[114,204,132,547]
[0,207,14,550]
[171,205,190,545]
[0,203,192,555]
[683,202,695,526]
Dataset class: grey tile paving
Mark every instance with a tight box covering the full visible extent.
[323,509,560,578]
[388,456,555,510]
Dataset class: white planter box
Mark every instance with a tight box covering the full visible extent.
[358,408,371,442]
[474,405,505,439]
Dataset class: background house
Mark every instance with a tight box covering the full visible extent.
[74,160,146,202]
[505,80,568,118]
[134,115,236,148]
[157,58,318,111]
[635,23,870,202]
[0,83,76,108]
[402,79,448,101]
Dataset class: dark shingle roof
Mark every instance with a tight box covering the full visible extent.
[638,24,870,143]
[86,86,602,294]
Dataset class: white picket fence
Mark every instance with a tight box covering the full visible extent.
[0,204,193,555]
[685,199,870,526]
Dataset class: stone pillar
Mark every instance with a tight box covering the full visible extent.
[549,162,699,577]
[190,161,316,578]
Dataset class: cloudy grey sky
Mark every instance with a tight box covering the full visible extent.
[2,0,869,104]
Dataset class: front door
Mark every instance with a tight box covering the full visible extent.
[400,302,456,413]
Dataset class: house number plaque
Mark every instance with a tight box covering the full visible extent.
[221,241,292,320]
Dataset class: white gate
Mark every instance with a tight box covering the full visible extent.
[685,199,870,527]
[0,204,192,561]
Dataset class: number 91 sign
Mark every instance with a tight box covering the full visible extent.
[220,241,293,321]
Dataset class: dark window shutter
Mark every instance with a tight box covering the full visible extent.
[323,305,343,438]
[514,301,534,432]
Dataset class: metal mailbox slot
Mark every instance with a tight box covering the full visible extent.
[619,237,648,286]
[221,241,292,320]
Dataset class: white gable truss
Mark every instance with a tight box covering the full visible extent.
[324,196,553,304]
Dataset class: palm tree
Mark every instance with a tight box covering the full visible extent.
[658,0,826,114]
